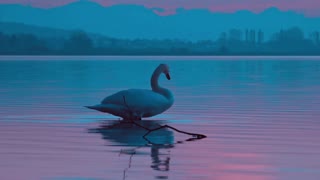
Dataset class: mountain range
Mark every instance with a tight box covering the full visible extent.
[1,0,320,41]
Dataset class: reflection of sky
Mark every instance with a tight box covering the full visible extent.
[1,120,319,179]
[0,59,320,179]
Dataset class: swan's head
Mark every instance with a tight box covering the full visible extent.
[159,64,171,80]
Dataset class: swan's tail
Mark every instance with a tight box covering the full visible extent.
[84,105,107,112]
[85,104,139,120]
[84,105,96,110]
[84,104,126,115]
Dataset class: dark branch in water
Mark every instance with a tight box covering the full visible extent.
[123,95,142,120]
[143,124,206,139]
[122,150,135,180]
[122,95,207,144]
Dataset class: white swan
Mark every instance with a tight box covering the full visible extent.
[85,64,174,120]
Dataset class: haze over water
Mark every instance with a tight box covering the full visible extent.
[0,57,320,180]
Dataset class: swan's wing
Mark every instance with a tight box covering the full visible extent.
[101,89,169,114]
[101,90,130,105]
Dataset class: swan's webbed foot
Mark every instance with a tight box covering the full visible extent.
[130,116,141,121]
[131,116,142,121]
[131,112,142,121]
[121,116,141,121]
[134,114,142,121]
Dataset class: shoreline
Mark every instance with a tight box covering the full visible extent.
[1,55,320,61]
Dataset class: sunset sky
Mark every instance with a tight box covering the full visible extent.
[0,0,319,16]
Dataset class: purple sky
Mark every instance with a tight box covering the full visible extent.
[0,0,319,16]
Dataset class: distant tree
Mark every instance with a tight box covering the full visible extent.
[245,29,249,43]
[257,30,264,44]
[217,32,227,48]
[273,27,304,42]
[63,31,94,54]
[249,30,256,44]
[0,32,48,54]
[218,45,228,54]
[267,27,317,54]
[17,34,49,54]
[0,32,7,53]
[228,29,243,41]
[310,31,320,45]
[1,25,320,56]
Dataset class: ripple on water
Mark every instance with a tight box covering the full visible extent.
[0,59,320,180]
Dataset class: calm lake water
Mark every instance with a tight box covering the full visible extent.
[0,57,320,180]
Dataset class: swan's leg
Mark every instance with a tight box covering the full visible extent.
[135,115,142,121]
[132,116,141,121]
[130,111,142,121]
[122,96,142,121]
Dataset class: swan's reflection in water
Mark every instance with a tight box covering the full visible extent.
[88,120,175,179]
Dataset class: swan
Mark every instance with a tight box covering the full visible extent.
[85,64,174,120]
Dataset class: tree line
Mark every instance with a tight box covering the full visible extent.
[1,27,320,55]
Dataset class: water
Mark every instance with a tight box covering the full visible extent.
[0,57,320,180]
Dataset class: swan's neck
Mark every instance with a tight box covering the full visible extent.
[151,67,162,92]
[151,67,173,101]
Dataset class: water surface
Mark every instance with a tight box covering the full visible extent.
[0,57,320,180]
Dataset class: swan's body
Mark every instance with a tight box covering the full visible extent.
[86,64,174,120]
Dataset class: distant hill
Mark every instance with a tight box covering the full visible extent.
[0,21,115,41]
[1,1,320,40]
[0,21,119,51]
[0,22,72,38]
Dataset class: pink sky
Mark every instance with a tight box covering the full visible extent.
[0,0,319,16]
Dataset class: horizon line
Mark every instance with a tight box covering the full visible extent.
[2,55,320,61]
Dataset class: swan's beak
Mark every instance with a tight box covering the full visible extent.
[165,73,171,80]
